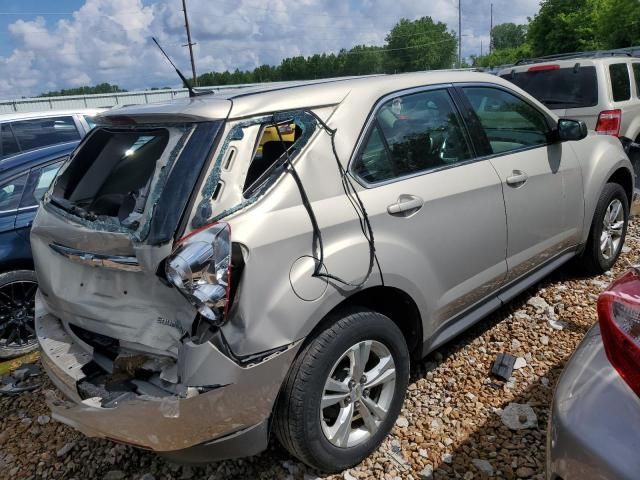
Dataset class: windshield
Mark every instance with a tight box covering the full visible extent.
[501,66,598,109]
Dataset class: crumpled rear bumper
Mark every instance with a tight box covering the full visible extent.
[36,292,299,454]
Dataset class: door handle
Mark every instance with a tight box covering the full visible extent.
[506,170,529,187]
[387,194,424,216]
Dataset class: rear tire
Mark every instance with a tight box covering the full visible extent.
[0,270,39,359]
[579,183,629,275]
[274,308,409,472]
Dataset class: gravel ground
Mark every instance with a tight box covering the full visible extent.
[1,220,639,480]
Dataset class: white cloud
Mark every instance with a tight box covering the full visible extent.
[0,0,539,99]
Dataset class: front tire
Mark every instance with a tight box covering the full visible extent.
[274,308,409,472]
[580,183,629,274]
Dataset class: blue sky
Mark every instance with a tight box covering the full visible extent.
[0,0,82,56]
[0,0,539,99]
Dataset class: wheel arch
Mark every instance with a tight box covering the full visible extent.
[302,285,423,363]
[0,258,34,275]
[607,166,634,205]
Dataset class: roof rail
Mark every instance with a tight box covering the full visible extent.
[515,46,640,66]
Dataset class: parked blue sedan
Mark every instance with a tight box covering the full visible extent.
[0,141,78,358]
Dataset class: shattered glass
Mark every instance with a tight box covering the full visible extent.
[192,110,318,228]
[46,124,194,243]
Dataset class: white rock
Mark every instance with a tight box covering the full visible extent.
[511,339,522,350]
[472,459,494,475]
[419,448,429,458]
[499,403,538,430]
[513,357,527,370]
[541,377,550,386]
[391,438,402,452]
[343,471,357,480]
[548,318,567,330]
[37,415,50,425]
[441,453,453,464]
[395,416,409,428]
[540,335,550,346]
[527,296,549,312]
[419,465,434,480]
[56,442,76,458]
[514,310,531,320]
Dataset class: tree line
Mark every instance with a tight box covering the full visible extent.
[473,0,640,67]
[36,0,640,96]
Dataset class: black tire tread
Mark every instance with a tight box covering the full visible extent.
[580,182,628,275]
[273,308,407,471]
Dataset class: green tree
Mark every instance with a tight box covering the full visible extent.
[527,0,598,56]
[594,0,640,48]
[471,44,533,68]
[491,23,527,50]
[39,82,127,97]
[384,17,457,72]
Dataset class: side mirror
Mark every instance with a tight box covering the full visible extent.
[557,118,588,141]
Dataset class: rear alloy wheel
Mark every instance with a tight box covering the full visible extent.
[320,340,396,448]
[581,183,629,274]
[274,309,409,472]
[0,270,39,359]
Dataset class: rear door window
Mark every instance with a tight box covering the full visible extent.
[633,63,640,96]
[352,89,472,184]
[610,63,631,102]
[0,124,20,159]
[0,174,27,211]
[501,66,598,109]
[462,86,550,154]
[11,116,81,153]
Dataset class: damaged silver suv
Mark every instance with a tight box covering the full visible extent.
[32,72,634,472]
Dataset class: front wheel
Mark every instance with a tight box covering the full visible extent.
[274,309,409,472]
[580,183,629,274]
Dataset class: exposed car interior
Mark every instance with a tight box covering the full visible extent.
[51,128,169,220]
[243,122,301,194]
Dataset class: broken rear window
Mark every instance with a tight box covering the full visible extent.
[51,128,170,226]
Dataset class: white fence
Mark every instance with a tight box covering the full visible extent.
[0,83,272,114]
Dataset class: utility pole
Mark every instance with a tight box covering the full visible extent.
[181,0,197,87]
[481,40,483,57]
[489,2,493,54]
[458,0,462,67]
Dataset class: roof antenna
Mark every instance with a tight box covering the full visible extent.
[152,37,210,98]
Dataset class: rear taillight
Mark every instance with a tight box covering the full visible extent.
[598,268,640,397]
[165,222,231,326]
[595,109,622,136]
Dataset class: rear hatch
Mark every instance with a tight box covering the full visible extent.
[500,64,600,128]
[31,113,226,356]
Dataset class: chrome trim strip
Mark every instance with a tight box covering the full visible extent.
[49,243,142,272]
